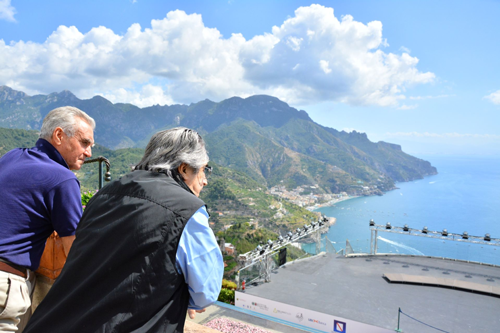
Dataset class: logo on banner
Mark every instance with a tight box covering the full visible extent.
[333,320,347,332]
[251,302,268,311]
[296,313,304,322]
[273,308,291,316]
[308,318,327,326]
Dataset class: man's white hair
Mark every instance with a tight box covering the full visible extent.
[39,106,95,140]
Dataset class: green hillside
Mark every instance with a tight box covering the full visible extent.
[0,127,40,156]
[205,119,395,193]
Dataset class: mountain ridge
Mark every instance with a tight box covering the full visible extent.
[0,85,437,194]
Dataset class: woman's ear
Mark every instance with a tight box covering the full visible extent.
[177,163,188,180]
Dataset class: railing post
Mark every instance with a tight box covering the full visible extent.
[315,230,321,255]
[374,230,378,255]
[99,161,103,189]
[370,228,374,254]
[83,156,111,189]
[395,307,403,332]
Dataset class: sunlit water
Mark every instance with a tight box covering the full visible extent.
[307,156,500,265]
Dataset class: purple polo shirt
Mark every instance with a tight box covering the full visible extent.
[0,139,82,270]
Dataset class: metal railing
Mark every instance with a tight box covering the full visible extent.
[336,221,500,266]
[83,156,111,189]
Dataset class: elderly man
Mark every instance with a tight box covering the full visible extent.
[25,127,223,333]
[0,106,95,332]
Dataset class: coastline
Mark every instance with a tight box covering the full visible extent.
[326,216,336,227]
[306,195,359,211]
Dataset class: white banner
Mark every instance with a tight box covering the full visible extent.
[235,291,393,333]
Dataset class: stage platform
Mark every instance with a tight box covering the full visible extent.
[243,253,500,332]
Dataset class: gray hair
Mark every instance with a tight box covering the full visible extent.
[134,127,209,174]
[39,106,96,140]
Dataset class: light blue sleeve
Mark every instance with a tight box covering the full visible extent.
[176,206,224,310]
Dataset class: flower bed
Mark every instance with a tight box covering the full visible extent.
[204,318,271,333]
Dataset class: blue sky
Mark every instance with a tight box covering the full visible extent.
[1,0,499,157]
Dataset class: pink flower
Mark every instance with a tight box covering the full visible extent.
[204,318,271,333]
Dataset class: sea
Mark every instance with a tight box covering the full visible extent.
[308,155,500,266]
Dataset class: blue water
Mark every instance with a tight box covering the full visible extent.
[312,156,500,265]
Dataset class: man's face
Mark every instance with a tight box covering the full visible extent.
[56,118,94,170]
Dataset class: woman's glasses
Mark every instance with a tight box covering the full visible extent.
[204,165,212,178]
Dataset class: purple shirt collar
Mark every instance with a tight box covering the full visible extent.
[35,138,70,170]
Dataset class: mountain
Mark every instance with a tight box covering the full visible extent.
[203,119,367,193]
[0,86,437,193]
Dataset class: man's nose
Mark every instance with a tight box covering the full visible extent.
[84,146,92,157]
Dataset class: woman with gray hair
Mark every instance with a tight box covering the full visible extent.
[25,127,224,333]
[134,127,211,197]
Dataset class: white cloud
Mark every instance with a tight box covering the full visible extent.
[285,36,303,52]
[0,0,16,22]
[399,46,411,54]
[319,60,332,74]
[409,94,451,100]
[484,90,500,105]
[100,84,174,108]
[0,5,434,107]
[397,104,417,110]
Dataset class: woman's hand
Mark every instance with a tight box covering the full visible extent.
[188,308,206,319]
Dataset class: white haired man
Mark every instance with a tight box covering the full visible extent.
[25,127,223,333]
[0,106,95,332]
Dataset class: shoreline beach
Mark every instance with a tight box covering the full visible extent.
[306,195,359,211]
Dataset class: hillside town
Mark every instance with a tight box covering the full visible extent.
[268,184,345,208]
[268,180,385,209]
[267,183,385,212]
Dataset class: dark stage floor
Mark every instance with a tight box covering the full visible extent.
[244,254,500,333]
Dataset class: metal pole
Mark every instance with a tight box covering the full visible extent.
[370,229,374,254]
[265,255,271,282]
[83,156,111,190]
[395,307,403,332]
[315,230,321,255]
[374,230,378,255]
[98,161,103,189]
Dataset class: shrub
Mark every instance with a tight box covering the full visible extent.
[218,279,237,305]
[224,262,237,272]
[221,279,237,290]
[81,190,98,209]
[217,288,235,305]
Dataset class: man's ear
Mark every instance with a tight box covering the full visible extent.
[51,127,65,146]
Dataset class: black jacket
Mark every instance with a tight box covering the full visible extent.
[25,170,206,333]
